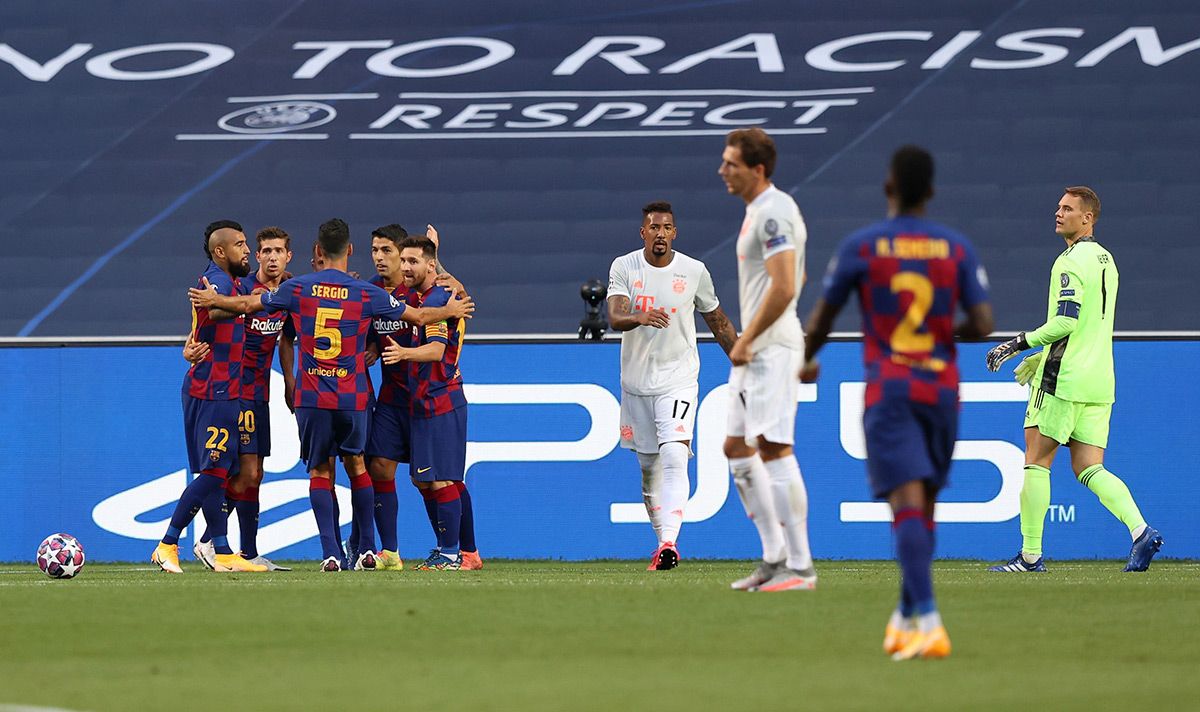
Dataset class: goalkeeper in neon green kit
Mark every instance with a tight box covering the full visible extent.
[985,186,1163,572]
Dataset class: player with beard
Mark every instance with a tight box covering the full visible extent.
[152,221,267,573]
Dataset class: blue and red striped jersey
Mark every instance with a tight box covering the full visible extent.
[408,285,467,418]
[184,262,246,401]
[262,269,408,411]
[822,216,989,407]
[238,273,287,403]
[368,276,417,407]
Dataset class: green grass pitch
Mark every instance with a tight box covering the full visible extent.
[0,560,1196,712]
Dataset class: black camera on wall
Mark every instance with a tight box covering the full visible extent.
[578,279,607,340]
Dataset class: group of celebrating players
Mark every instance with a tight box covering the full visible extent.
[606,128,1163,660]
[149,125,1164,661]
[151,217,478,575]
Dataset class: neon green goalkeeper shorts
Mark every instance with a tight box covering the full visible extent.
[1024,387,1111,448]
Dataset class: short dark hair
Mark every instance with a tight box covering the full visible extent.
[371,223,408,247]
[399,235,437,260]
[256,226,290,250]
[726,128,777,178]
[1064,186,1101,223]
[890,145,935,210]
[203,219,243,258]
[317,218,350,258]
[641,201,673,219]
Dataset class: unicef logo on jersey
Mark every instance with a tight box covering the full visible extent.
[217,101,336,134]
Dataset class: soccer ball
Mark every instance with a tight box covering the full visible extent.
[36,533,85,579]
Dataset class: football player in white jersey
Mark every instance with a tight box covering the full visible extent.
[607,201,738,570]
[718,128,817,592]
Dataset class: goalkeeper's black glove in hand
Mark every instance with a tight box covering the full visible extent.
[985,332,1029,372]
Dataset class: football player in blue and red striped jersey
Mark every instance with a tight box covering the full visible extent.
[364,224,417,571]
[381,235,477,571]
[801,147,993,660]
[189,219,473,571]
[152,220,268,574]
[193,226,294,571]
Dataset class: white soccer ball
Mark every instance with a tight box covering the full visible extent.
[36,533,86,579]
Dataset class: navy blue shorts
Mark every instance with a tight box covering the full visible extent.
[238,400,271,457]
[182,394,241,478]
[367,402,411,464]
[863,397,958,499]
[410,407,467,483]
[296,407,370,470]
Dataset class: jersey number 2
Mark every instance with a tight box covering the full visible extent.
[314,307,344,360]
[890,272,934,353]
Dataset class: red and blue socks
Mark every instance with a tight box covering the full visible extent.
[893,509,935,616]
[373,478,399,552]
[457,482,476,554]
[229,487,260,559]
[309,477,342,560]
[349,473,376,555]
[432,485,462,557]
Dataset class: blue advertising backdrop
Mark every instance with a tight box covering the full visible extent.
[1,340,1196,562]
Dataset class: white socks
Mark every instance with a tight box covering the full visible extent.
[763,455,814,572]
[730,455,785,563]
[657,442,690,544]
[636,452,664,543]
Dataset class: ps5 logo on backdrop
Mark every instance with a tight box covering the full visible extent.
[90,370,1029,555]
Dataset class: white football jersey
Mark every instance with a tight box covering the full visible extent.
[608,249,719,396]
[735,185,806,351]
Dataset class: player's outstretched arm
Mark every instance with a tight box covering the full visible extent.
[381,336,445,365]
[799,297,842,382]
[403,295,474,326]
[955,302,994,341]
[188,279,266,316]
[701,306,738,357]
[607,295,668,331]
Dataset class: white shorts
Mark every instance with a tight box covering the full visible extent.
[619,384,699,455]
[727,344,801,447]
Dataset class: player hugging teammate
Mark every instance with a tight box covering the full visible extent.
[175,218,473,573]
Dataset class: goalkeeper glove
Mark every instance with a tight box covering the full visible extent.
[985,332,1029,372]
[1013,351,1043,386]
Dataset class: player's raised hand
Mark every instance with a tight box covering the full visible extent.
[427,224,439,248]
[798,358,820,383]
[729,336,754,366]
[985,332,1029,372]
[446,294,475,320]
[436,271,467,299]
[182,333,210,364]
[639,307,670,329]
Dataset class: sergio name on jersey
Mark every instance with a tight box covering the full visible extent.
[608,249,719,396]
[736,185,806,351]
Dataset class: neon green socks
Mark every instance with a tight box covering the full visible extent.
[1077,464,1146,536]
[1019,465,1051,558]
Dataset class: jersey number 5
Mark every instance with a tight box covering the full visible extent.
[890,272,934,353]
[314,307,344,360]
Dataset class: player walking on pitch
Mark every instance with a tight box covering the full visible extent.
[802,146,993,660]
[607,201,737,570]
[718,128,816,592]
[986,186,1163,573]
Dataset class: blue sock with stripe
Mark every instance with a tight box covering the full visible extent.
[308,478,342,560]
[894,509,935,615]
[162,473,223,546]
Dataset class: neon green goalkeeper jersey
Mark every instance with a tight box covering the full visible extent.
[1028,238,1118,403]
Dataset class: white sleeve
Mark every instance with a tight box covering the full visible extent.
[607,257,630,299]
[694,264,719,313]
[759,207,798,260]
